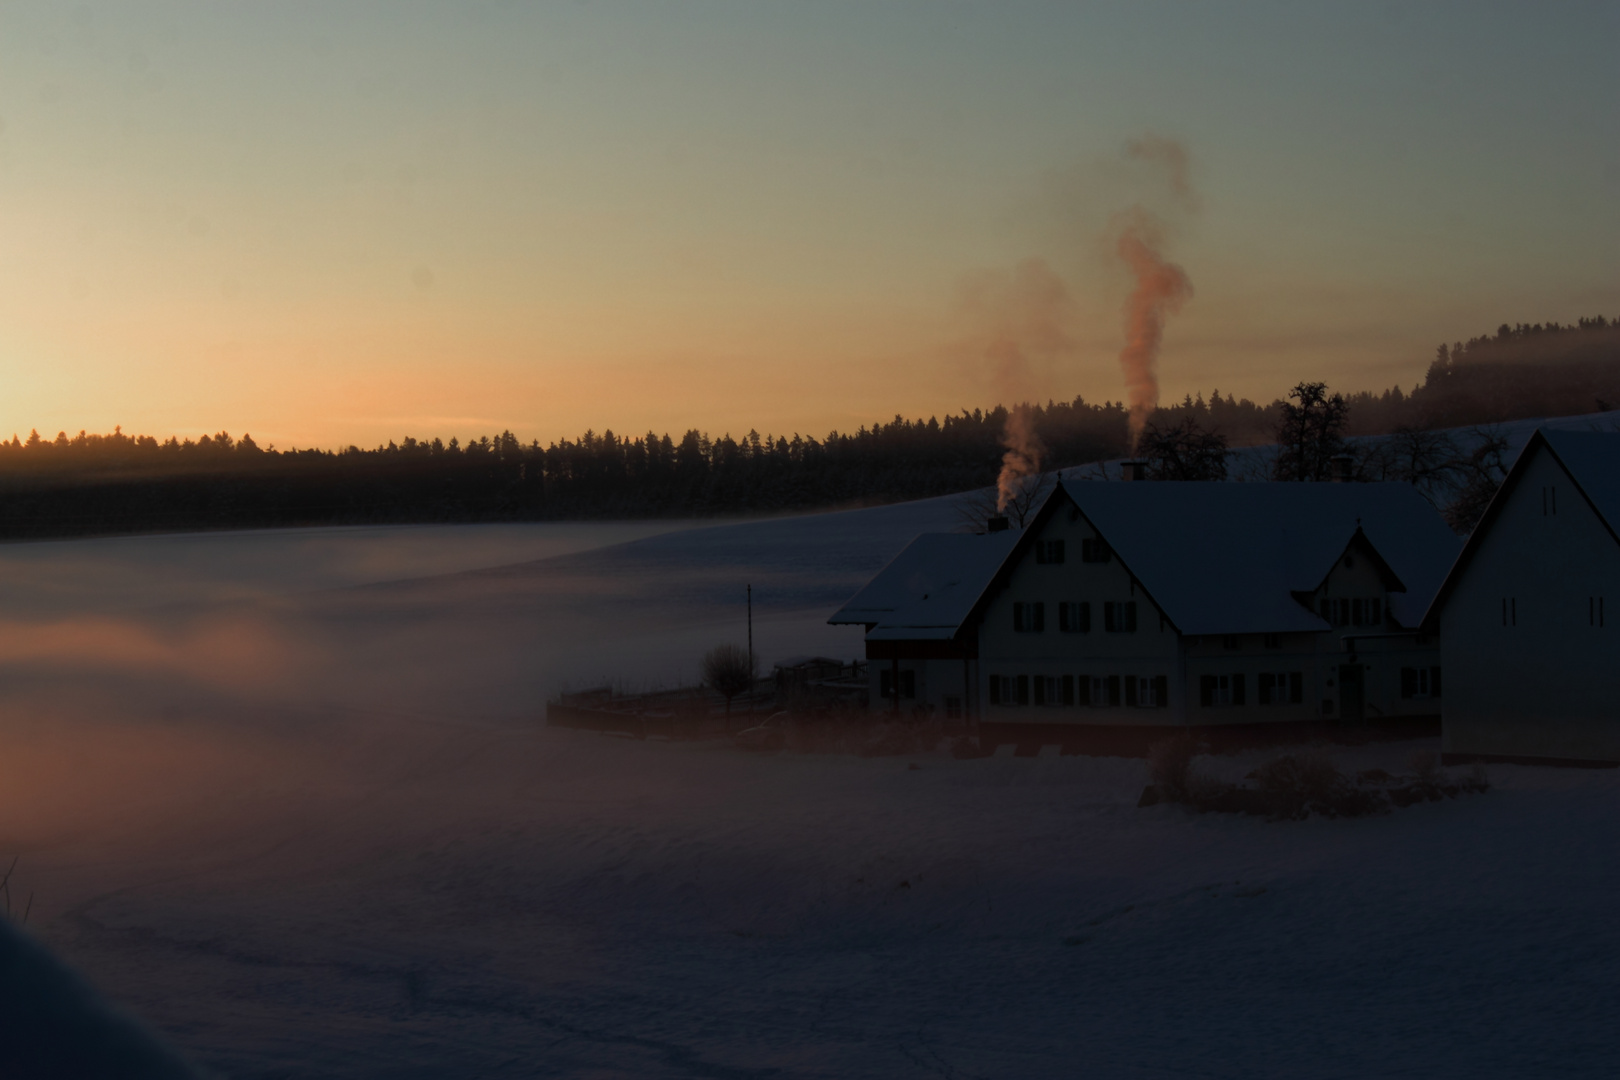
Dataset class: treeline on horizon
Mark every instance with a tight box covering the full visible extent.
[1,315,1615,540]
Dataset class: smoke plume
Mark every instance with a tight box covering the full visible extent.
[997,402,1045,512]
[1115,208,1193,449]
[960,259,1071,511]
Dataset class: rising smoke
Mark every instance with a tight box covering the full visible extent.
[971,137,1195,498]
[960,259,1073,511]
[1114,207,1193,450]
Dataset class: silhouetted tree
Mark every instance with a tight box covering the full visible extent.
[1139,415,1229,481]
[1444,427,1513,533]
[701,644,756,723]
[1274,381,1349,481]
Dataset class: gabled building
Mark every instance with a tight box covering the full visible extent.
[829,530,1019,721]
[832,478,1461,752]
[1424,429,1620,766]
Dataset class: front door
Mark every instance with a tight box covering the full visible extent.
[1338,664,1365,723]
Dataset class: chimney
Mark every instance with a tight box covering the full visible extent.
[986,515,1010,533]
[1120,460,1147,482]
[1330,454,1356,483]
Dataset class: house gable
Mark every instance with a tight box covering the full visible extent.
[1424,430,1620,629]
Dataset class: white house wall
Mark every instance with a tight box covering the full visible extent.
[869,657,973,720]
[978,509,1182,726]
[1440,445,1620,763]
[974,500,1443,730]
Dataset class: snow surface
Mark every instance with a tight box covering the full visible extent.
[0,496,1617,1077]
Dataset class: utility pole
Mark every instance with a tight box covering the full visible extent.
[747,584,753,689]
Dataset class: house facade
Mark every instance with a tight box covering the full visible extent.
[1424,430,1620,766]
[833,478,1461,752]
[828,531,1018,721]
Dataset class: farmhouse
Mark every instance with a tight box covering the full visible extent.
[832,478,1461,752]
[1424,429,1620,766]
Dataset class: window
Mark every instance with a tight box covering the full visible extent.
[944,696,962,719]
[988,674,1030,706]
[1258,672,1304,705]
[1221,635,1241,650]
[1013,601,1046,633]
[1034,675,1074,706]
[1199,673,1246,708]
[1080,675,1120,707]
[1059,601,1091,633]
[1263,633,1281,649]
[1592,596,1606,627]
[1035,539,1066,564]
[1081,538,1111,563]
[1125,675,1168,708]
[879,669,916,700]
[1400,667,1442,699]
[1501,597,1517,627]
[1104,601,1138,633]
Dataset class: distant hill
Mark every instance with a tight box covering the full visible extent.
[0,315,1612,540]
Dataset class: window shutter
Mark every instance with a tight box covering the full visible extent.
[1017,675,1029,706]
[1107,675,1121,707]
[1431,667,1442,698]
[1034,602,1045,632]
[1153,675,1168,708]
[1400,667,1416,699]
[1125,676,1138,708]
[1125,602,1138,632]
[1033,676,1046,706]
[1289,671,1303,704]
[1200,675,1215,707]
[1062,674,1075,706]
[1232,674,1245,705]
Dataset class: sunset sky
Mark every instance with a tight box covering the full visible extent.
[0,1,1614,450]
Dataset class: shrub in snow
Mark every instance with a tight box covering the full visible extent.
[1147,735,1198,801]
[1245,753,1388,820]
[701,644,755,723]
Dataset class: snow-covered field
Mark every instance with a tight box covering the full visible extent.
[1,496,1617,1077]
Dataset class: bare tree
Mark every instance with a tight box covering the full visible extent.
[1444,425,1513,533]
[954,471,1055,532]
[701,644,756,723]
[1358,427,1468,506]
[1274,381,1349,481]
[1139,415,1229,480]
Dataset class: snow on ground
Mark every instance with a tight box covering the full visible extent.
[0,495,1616,1077]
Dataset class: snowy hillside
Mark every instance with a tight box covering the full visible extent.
[0,489,1615,1077]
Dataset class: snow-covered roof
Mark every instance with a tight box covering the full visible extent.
[828,530,1020,638]
[1063,480,1461,634]
[1542,429,1620,536]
